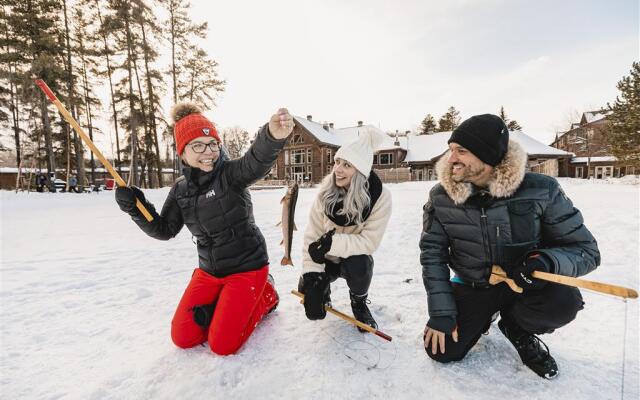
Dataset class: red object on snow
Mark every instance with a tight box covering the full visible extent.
[105,178,115,190]
[170,266,277,355]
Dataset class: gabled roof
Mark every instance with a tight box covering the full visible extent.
[511,131,573,157]
[581,111,607,125]
[293,116,400,151]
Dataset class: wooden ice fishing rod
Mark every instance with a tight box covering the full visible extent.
[291,290,392,342]
[490,265,638,299]
[35,79,153,222]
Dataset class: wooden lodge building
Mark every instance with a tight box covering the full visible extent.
[550,111,636,179]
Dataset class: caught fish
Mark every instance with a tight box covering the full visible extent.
[278,183,299,265]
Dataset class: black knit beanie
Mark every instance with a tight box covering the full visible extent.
[448,114,509,166]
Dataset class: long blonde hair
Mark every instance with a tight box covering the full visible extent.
[317,171,371,225]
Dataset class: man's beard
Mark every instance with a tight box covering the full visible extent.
[451,162,485,183]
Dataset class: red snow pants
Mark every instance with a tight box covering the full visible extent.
[171,266,277,355]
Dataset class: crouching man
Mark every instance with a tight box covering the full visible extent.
[420,114,600,379]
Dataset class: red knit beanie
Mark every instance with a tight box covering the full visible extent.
[171,102,220,155]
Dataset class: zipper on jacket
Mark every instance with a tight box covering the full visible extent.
[496,225,501,265]
[480,207,492,266]
[193,192,216,273]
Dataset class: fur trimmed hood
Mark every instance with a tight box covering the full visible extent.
[435,140,527,205]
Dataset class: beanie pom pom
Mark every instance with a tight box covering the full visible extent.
[171,102,202,124]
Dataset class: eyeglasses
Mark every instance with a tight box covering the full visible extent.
[189,141,220,153]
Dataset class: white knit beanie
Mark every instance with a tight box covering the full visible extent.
[334,129,386,177]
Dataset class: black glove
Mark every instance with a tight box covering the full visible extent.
[299,272,331,320]
[509,255,551,290]
[426,316,457,335]
[192,302,216,328]
[115,186,146,214]
[308,228,336,264]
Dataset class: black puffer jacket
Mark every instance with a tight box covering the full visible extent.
[420,140,600,321]
[127,124,287,277]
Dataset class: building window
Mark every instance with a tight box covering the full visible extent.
[292,134,304,145]
[373,154,379,165]
[326,149,332,164]
[307,148,312,164]
[379,153,393,165]
[575,166,583,178]
[291,149,305,164]
[284,150,289,165]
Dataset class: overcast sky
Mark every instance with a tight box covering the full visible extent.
[188,0,638,144]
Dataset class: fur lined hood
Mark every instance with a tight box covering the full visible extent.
[435,140,527,205]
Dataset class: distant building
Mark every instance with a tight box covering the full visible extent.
[550,111,636,178]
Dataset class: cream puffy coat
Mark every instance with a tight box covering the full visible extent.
[302,187,392,274]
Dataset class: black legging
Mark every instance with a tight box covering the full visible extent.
[325,255,374,296]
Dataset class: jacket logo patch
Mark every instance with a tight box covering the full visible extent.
[202,128,210,135]
[205,189,215,198]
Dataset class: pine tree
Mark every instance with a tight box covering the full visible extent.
[5,0,68,191]
[133,0,164,187]
[499,106,523,131]
[605,62,640,168]
[95,0,124,174]
[419,114,437,135]
[437,106,461,132]
[73,2,104,185]
[160,0,225,176]
[61,0,87,190]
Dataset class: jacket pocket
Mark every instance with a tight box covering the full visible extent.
[508,200,538,243]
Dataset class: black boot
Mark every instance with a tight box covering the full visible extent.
[267,274,279,314]
[350,292,377,332]
[498,317,559,380]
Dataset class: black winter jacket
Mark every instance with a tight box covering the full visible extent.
[420,140,600,323]
[127,124,287,277]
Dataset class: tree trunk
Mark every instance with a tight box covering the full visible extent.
[131,53,152,187]
[80,50,96,185]
[124,2,139,186]
[139,18,164,187]
[40,93,56,192]
[9,66,21,167]
[62,0,86,190]
[95,0,122,175]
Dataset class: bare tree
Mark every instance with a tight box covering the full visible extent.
[221,126,250,159]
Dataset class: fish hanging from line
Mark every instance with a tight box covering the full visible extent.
[278,183,299,266]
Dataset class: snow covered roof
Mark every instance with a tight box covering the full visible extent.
[293,116,400,151]
[571,156,617,163]
[582,111,607,124]
[402,132,451,162]
[510,131,573,157]
[397,131,572,163]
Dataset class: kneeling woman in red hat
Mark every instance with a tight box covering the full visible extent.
[115,103,293,355]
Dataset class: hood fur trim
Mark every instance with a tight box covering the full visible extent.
[435,140,527,205]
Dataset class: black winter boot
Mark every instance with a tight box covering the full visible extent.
[498,317,559,380]
[267,274,279,314]
[350,292,377,332]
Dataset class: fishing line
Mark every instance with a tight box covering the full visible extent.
[322,325,397,370]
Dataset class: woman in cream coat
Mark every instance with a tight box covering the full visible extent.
[298,130,392,330]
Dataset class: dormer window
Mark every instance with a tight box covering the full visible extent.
[292,134,304,145]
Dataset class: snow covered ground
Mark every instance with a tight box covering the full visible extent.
[1,179,638,400]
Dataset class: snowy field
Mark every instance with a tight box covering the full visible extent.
[1,179,638,400]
